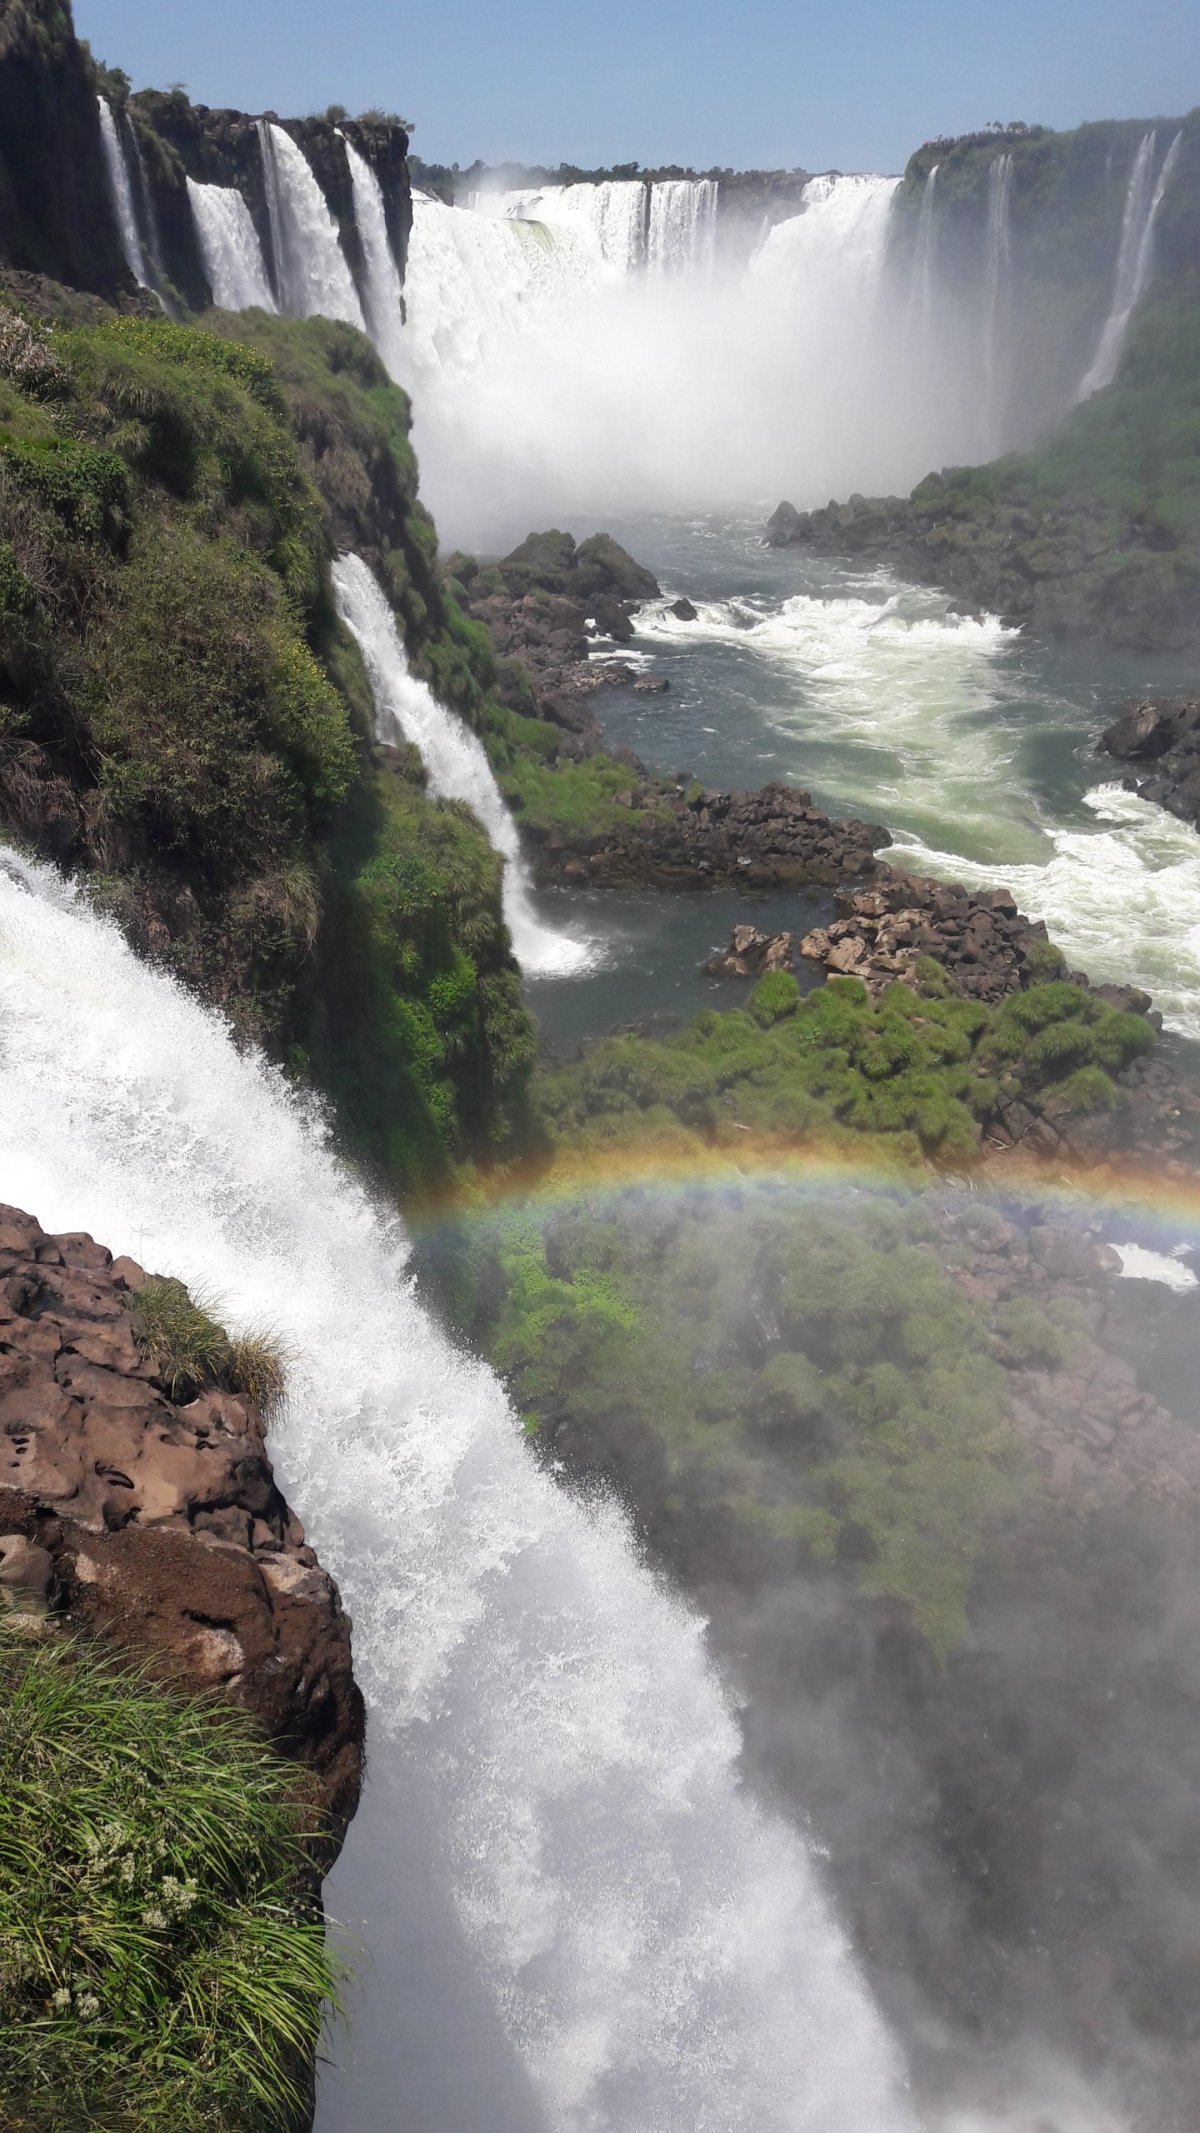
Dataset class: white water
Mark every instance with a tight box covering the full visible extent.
[403,173,953,539]
[497,179,649,272]
[647,179,719,273]
[339,135,408,382]
[637,576,1200,1040]
[187,178,277,312]
[981,154,1014,450]
[1110,1242,1199,1290]
[906,164,940,353]
[0,849,914,2133]
[97,96,149,288]
[331,554,590,978]
[1077,131,1182,399]
[258,120,365,329]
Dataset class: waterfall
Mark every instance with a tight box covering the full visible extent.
[647,178,719,273]
[499,179,650,273]
[187,178,278,312]
[339,134,408,382]
[981,152,1014,450]
[402,171,942,538]
[331,554,590,978]
[1077,130,1183,399]
[97,95,149,288]
[0,848,915,2133]
[907,163,940,347]
[257,120,365,328]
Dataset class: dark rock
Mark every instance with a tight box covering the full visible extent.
[669,597,699,621]
[0,1202,363,1837]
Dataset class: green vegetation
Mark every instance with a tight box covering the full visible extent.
[463,1190,1035,1656]
[129,1276,289,1414]
[532,970,1154,1173]
[0,1619,341,2133]
[0,299,553,1195]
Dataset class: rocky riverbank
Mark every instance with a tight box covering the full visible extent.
[0,1203,363,1837]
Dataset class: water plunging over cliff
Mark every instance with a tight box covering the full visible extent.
[96,96,149,289]
[257,119,365,328]
[331,554,591,978]
[647,178,719,272]
[187,178,277,311]
[0,849,916,2133]
[496,178,650,272]
[1077,130,1182,399]
[339,135,408,381]
[906,163,940,352]
[981,154,1014,449]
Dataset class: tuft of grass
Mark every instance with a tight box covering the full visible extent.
[0,1619,345,2133]
[128,1277,289,1415]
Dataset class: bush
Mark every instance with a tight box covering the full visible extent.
[129,1276,288,1414]
[0,1621,342,2133]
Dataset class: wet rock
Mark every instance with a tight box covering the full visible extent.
[669,597,699,620]
[1099,695,1200,830]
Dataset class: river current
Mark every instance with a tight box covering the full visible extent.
[520,511,1200,1047]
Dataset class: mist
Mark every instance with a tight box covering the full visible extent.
[404,174,1056,548]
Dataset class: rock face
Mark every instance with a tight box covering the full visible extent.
[128,93,412,318]
[0,1204,363,1837]
[1099,695,1200,829]
[0,0,128,294]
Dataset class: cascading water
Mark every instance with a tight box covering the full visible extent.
[1077,129,1183,398]
[647,179,719,273]
[981,153,1013,449]
[499,179,649,273]
[97,95,149,289]
[187,178,278,311]
[0,848,916,2133]
[257,119,365,328]
[402,171,957,538]
[906,163,940,351]
[331,554,591,978]
[339,134,408,381]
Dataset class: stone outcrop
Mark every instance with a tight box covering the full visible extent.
[540,777,890,889]
[0,1204,363,1836]
[1099,694,1200,829]
[794,869,1100,1003]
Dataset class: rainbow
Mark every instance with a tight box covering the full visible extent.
[417,1132,1200,1262]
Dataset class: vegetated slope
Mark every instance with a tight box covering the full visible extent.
[0,296,521,1193]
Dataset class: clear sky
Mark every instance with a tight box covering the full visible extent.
[73,0,1200,174]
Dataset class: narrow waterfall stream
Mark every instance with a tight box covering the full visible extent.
[96,95,149,289]
[340,134,408,381]
[332,554,592,977]
[1077,131,1182,398]
[0,850,917,2133]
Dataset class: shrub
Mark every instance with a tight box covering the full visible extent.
[0,1620,342,2133]
[749,970,801,1025]
[129,1276,288,1413]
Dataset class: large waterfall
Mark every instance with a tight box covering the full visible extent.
[331,554,590,978]
[188,176,277,311]
[258,120,365,329]
[0,848,915,2133]
[906,162,940,352]
[1077,130,1183,398]
[340,134,409,382]
[97,96,149,290]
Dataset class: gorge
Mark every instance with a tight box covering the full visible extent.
[2,4,1200,2130]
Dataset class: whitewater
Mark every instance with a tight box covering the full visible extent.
[0,849,913,2133]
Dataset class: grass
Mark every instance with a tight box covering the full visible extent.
[129,1277,290,1415]
[0,1620,344,2133]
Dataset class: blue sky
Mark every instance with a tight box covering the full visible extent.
[73,0,1200,173]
